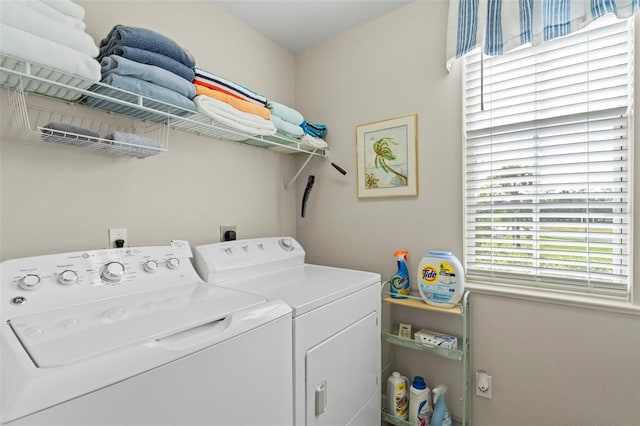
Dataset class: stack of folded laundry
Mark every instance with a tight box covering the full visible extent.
[192,67,276,141]
[267,101,329,149]
[0,0,100,100]
[86,25,197,120]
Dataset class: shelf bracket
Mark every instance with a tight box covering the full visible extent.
[285,149,317,190]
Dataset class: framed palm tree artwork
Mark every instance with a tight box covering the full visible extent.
[356,113,418,198]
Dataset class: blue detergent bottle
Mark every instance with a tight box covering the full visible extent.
[390,250,410,298]
[430,385,452,426]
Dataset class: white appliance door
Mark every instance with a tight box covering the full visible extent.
[8,314,293,426]
[305,312,378,426]
[9,284,265,368]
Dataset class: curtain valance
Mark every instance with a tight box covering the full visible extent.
[446,0,639,69]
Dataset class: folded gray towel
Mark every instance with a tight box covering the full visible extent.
[41,122,100,147]
[104,131,162,158]
[85,73,196,122]
[99,25,195,68]
[98,45,194,81]
[101,55,195,99]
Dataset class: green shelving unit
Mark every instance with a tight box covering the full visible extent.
[382,287,471,426]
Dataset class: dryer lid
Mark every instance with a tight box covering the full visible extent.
[220,264,380,316]
[8,283,267,368]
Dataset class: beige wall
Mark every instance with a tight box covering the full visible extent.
[295,2,640,426]
[0,1,299,259]
[1,2,638,425]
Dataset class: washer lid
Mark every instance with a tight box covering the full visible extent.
[219,264,380,316]
[8,283,267,368]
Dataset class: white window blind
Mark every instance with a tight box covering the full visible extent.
[463,16,633,297]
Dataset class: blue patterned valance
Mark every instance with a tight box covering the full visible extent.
[446,0,639,69]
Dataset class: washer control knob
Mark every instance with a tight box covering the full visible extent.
[101,262,125,283]
[58,270,78,285]
[279,238,294,251]
[166,258,180,270]
[143,260,159,273]
[19,274,41,290]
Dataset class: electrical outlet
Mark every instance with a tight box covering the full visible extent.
[108,228,128,248]
[476,370,492,399]
[220,225,237,242]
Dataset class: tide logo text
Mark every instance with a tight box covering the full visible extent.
[421,266,438,283]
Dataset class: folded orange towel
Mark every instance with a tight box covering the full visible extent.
[194,83,271,120]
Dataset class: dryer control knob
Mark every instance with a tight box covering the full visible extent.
[19,274,41,290]
[143,260,158,273]
[166,258,180,270]
[279,238,294,251]
[58,270,78,285]
[101,262,125,283]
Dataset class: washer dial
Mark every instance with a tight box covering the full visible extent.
[143,260,159,273]
[58,270,78,285]
[166,258,180,270]
[19,274,41,290]
[101,262,125,283]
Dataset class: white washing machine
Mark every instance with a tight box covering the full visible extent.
[193,237,381,426]
[1,244,293,426]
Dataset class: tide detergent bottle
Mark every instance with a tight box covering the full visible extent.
[417,251,465,308]
[390,250,410,298]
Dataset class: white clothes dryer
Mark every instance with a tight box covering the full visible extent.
[193,237,381,426]
[1,245,293,426]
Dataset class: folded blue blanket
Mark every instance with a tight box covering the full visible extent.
[101,73,195,110]
[101,55,195,99]
[85,74,195,122]
[98,46,194,82]
[267,101,304,125]
[103,131,162,158]
[270,115,303,138]
[41,122,100,147]
[100,25,195,68]
[301,120,327,138]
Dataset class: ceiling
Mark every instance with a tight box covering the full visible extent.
[213,0,414,53]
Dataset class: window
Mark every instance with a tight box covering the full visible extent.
[463,16,633,298]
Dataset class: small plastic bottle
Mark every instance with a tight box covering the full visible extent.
[430,385,452,426]
[390,250,410,298]
[387,372,409,419]
[409,376,432,426]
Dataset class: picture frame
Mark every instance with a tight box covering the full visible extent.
[356,113,418,198]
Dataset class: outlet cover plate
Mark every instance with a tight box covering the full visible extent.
[219,225,237,242]
[476,371,492,399]
[108,228,128,248]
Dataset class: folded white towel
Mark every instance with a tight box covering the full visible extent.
[0,2,98,57]
[196,95,275,132]
[194,95,277,137]
[301,134,328,149]
[0,23,101,83]
[14,0,86,31]
[40,0,85,20]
